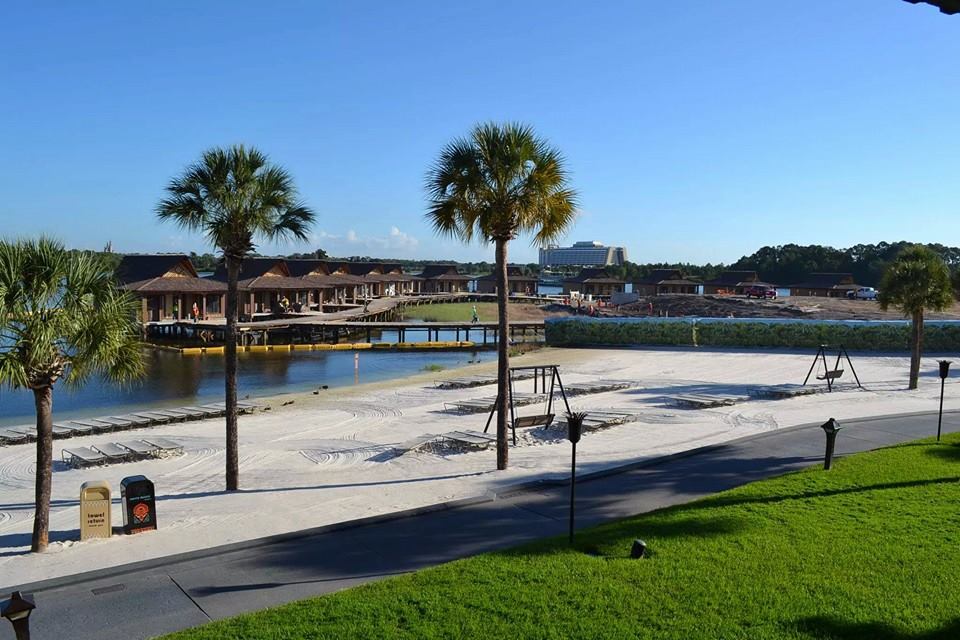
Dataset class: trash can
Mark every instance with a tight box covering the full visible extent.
[120,475,157,535]
[79,480,112,540]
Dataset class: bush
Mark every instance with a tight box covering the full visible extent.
[545,318,960,351]
[545,318,694,347]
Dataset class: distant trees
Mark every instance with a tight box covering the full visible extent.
[878,245,954,390]
[731,242,960,287]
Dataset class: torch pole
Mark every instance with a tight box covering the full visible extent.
[569,440,577,544]
[938,377,946,443]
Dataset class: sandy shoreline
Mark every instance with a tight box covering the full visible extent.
[1,346,956,589]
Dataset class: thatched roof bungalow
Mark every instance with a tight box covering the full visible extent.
[116,254,226,323]
[474,266,538,295]
[562,268,626,297]
[632,269,700,296]
[702,270,762,295]
[419,264,470,293]
[787,273,859,298]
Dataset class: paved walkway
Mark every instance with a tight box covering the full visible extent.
[8,410,959,640]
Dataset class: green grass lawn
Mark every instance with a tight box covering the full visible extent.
[166,435,960,640]
[403,302,499,323]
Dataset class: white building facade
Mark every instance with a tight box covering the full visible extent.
[538,241,627,267]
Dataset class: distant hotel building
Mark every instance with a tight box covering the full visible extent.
[538,241,627,267]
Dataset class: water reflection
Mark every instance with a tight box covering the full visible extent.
[0,349,494,426]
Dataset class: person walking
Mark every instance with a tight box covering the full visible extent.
[471,305,479,324]
[191,301,200,323]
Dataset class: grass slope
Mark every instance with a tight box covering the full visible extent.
[403,302,498,323]
[167,435,960,640]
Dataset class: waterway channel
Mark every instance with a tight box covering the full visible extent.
[0,347,495,427]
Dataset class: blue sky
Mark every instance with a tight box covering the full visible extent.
[1,1,957,264]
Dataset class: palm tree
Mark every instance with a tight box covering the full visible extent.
[0,238,144,552]
[157,145,315,490]
[878,245,954,390]
[426,123,577,470]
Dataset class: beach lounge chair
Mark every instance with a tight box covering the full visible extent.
[61,421,94,435]
[142,437,184,456]
[52,424,76,438]
[7,426,38,440]
[392,433,438,455]
[130,412,174,424]
[442,430,497,449]
[94,416,134,429]
[68,419,115,434]
[117,440,160,458]
[93,442,136,462]
[147,410,189,421]
[61,447,106,468]
[114,414,154,427]
[180,406,221,417]
[0,430,29,445]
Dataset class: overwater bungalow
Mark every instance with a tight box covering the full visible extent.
[702,271,762,295]
[562,268,626,297]
[419,264,471,293]
[787,273,859,297]
[211,258,321,316]
[632,269,700,296]
[474,266,539,295]
[116,254,227,323]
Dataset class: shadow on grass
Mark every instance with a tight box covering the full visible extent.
[566,514,751,559]
[795,615,960,640]
[925,444,960,463]
[687,476,960,512]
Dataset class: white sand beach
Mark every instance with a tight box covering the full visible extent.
[1,346,956,589]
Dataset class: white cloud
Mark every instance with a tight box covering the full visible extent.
[310,226,420,257]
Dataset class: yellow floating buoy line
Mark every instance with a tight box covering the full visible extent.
[178,341,476,355]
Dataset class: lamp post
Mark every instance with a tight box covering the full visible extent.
[821,418,842,470]
[1,591,36,640]
[566,412,586,544]
[938,360,951,443]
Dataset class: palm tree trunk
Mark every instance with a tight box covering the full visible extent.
[31,385,54,552]
[909,309,923,390]
[225,256,240,490]
[495,238,510,470]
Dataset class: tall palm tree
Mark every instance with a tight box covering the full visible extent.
[426,123,577,470]
[157,145,315,490]
[878,245,954,390]
[0,238,144,552]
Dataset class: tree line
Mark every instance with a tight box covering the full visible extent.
[603,242,960,288]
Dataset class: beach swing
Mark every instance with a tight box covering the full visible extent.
[484,365,572,444]
[803,344,862,392]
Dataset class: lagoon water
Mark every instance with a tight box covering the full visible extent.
[0,348,495,427]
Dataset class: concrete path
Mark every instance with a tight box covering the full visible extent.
[6,410,958,640]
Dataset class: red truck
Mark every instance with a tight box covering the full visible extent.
[745,285,777,299]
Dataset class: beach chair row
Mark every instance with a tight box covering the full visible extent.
[434,371,536,390]
[61,438,184,468]
[0,401,259,446]
[563,380,635,396]
[443,393,546,414]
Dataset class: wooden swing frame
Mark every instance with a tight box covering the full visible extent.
[803,344,862,392]
[484,365,572,445]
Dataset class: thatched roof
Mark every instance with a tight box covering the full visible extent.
[475,266,537,282]
[115,254,195,284]
[286,260,330,277]
[211,257,290,281]
[564,268,626,284]
[420,264,468,280]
